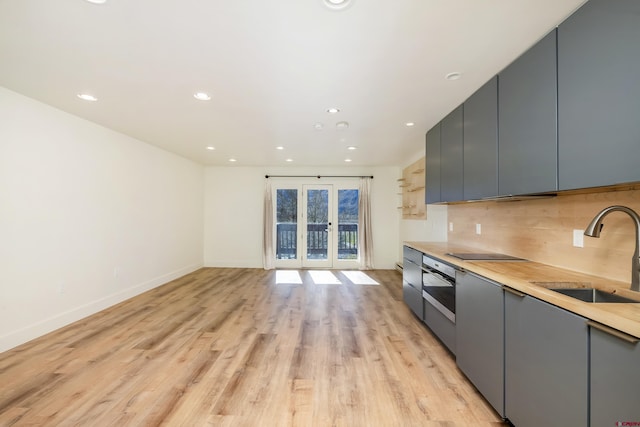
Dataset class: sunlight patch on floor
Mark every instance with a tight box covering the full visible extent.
[342,270,379,285]
[275,270,303,284]
[308,270,342,285]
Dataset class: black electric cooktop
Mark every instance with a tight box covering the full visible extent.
[446,252,528,261]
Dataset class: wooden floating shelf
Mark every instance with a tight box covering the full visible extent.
[400,156,427,220]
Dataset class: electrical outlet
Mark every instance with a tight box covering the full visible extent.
[573,229,584,248]
[113,267,120,278]
[57,282,65,295]
[449,222,454,232]
[476,223,482,235]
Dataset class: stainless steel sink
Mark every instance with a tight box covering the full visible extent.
[550,288,637,303]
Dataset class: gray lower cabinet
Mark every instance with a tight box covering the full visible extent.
[422,296,456,355]
[558,0,640,190]
[455,271,504,416]
[504,289,588,427]
[439,105,463,202]
[463,77,498,200]
[498,29,558,196]
[425,124,441,204]
[590,324,640,426]
[402,246,423,319]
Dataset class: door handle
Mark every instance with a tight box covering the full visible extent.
[503,287,526,298]
[587,320,639,344]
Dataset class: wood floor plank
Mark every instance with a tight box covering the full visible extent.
[0,267,507,426]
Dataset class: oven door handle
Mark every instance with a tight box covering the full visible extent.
[423,269,455,286]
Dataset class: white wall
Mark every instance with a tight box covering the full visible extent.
[204,165,400,269]
[399,205,448,246]
[0,87,204,352]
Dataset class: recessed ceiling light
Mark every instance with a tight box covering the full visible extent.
[336,121,349,130]
[314,123,324,130]
[229,158,237,162]
[276,146,284,150]
[344,158,352,162]
[405,122,415,127]
[85,0,107,4]
[445,72,462,81]
[286,158,293,162]
[193,92,211,101]
[323,0,353,11]
[347,146,357,150]
[77,93,98,102]
[327,107,340,114]
[206,146,215,150]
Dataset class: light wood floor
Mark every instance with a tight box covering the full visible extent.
[0,268,507,426]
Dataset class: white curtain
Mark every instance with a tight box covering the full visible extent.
[262,180,275,270]
[358,177,374,270]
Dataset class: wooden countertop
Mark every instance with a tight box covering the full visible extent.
[405,241,640,339]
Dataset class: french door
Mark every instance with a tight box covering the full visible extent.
[273,183,359,269]
[302,185,333,268]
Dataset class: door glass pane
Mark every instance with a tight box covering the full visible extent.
[306,189,329,260]
[276,189,297,260]
[338,189,359,260]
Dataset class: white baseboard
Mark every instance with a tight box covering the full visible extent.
[0,262,203,353]
[203,260,262,268]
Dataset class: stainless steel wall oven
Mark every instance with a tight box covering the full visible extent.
[421,254,457,353]
[422,255,456,321]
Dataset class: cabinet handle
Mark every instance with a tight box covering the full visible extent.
[587,320,639,344]
[503,287,526,298]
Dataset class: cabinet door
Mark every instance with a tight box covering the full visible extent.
[402,246,423,318]
[558,0,640,190]
[590,325,640,426]
[498,30,558,196]
[504,291,588,427]
[425,124,441,204]
[456,271,504,416]
[463,77,498,200]
[440,105,463,202]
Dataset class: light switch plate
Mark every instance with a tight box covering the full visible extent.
[573,229,584,248]
[449,222,453,232]
[476,223,482,235]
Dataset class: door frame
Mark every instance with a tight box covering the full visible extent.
[271,179,360,269]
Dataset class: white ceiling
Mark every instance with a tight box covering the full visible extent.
[0,0,586,167]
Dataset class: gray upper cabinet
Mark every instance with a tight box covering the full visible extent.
[425,124,441,204]
[440,105,464,202]
[557,0,640,190]
[463,77,498,200]
[590,325,640,426]
[498,30,558,196]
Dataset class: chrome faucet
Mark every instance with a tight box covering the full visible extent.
[584,205,640,292]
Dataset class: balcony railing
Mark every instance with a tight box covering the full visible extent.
[276,222,358,260]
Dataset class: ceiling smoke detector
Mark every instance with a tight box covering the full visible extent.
[445,72,462,81]
[193,92,211,101]
[77,93,98,102]
[323,0,353,11]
